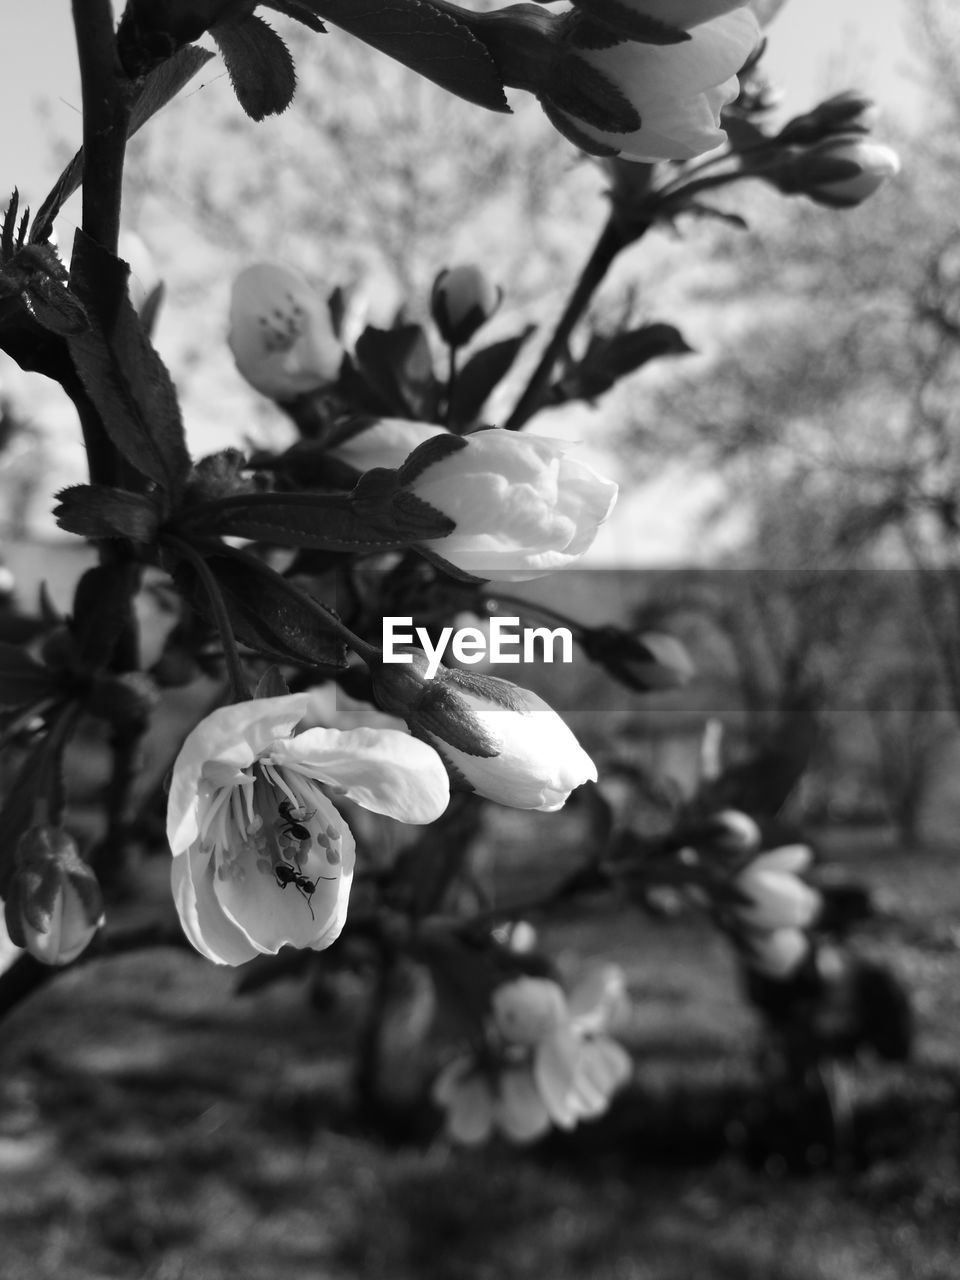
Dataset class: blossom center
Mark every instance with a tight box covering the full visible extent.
[197,760,343,918]
[257,293,308,354]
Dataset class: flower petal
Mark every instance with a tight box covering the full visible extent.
[213,796,356,954]
[167,695,311,857]
[275,727,450,823]
[495,1066,552,1143]
[171,846,259,965]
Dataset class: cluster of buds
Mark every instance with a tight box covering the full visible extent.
[707,829,822,977]
[763,93,900,208]
[432,967,632,1145]
[3,826,104,967]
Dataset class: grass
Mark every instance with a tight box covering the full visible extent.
[1,828,960,1279]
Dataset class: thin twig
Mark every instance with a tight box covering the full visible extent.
[503,215,625,430]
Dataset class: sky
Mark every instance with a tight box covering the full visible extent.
[0,0,931,558]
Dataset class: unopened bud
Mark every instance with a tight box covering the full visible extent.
[777,91,876,146]
[431,265,501,348]
[771,136,900,208]
[370,659,596,812]
[581,626,694,693]
[492,976,566,1046]
[5,827,104,965]
[678,809,762,859]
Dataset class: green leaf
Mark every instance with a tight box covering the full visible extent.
[0,643,63,709]
[31,46,216,244]
[67,230,190,495]
[354,325,441,421]
[449,328,535,431]
[53,484,162,543]
[262,0,327,32]
[176,482,453,548]
[558,323,692,401]
[178,550,347,669]
[308,0,509,113]
[212,12,297,121]
[568,0,690,44]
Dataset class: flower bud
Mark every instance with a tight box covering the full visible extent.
[4,827,104,965]
[742,924,809,977]
[371,660,597,812]
[776,91,876,146]
[679,809,762,859]
[228,263,342,401]
[399,428,618,580]
[492,976,567,1046]
[771,137,900,208]
[431,265,501,348]
[548,5,760,162]
[580,626,695,693]
[732,845,820,930]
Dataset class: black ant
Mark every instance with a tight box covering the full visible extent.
[277,798,316,843]
[273,860,335,920]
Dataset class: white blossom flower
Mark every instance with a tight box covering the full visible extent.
[554,5,760,162]
[405,428,618,580]
[228,264,342,400]
[433,968,632,1145]
[418,676,598,813]
[167,694,449,964]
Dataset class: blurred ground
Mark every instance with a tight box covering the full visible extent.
[1,828,959,1280]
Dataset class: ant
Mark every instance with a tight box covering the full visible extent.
[277,798,316,843]
[273,859,336,921]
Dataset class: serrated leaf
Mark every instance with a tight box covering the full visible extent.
[174,490,402,549]
[22,273,88,336]
[449,327,534,431]
[176,479,454,548]
[558,322,692,401]
[262,0,327,32]
[0,643,63,709]
[31,47,215,244]
[67,230,190,495]
[1,190,19,263]
[212,12,297,121]
[568,0,691,44]
[549,54,641,133]
[178,549,347,670]
[308,0,509,113]
[53,484,161,543]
